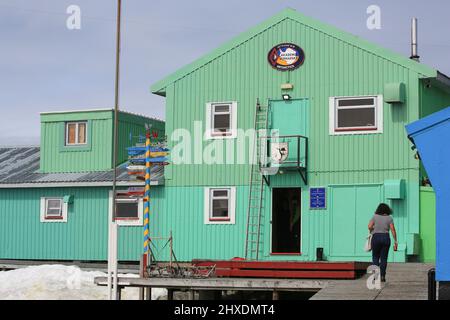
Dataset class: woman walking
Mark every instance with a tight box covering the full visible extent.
[368,203,398,282]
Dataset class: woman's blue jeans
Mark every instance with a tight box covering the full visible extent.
[371,233,391,277]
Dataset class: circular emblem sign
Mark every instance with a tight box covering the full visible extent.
[268,43,305,71]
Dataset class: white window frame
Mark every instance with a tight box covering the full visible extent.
[40,197,68,223]
[65,121,88,145]
[108,191,144,226]
[205,102,237,139]
[204,187,236,225]
[329,95,383,135]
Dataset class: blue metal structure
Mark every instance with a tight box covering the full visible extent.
[406,107,450,281]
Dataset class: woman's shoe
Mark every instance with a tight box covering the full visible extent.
[381,276,386,282]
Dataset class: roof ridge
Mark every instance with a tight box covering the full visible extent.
[150,8,437,94]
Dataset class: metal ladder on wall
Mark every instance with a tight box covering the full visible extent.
[244,99,269,260]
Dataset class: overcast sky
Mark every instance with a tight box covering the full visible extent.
[1,0,450,145]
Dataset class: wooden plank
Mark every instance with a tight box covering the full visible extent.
[94,276,329,291]
[192,260,369,271]
[214,269,357,279]
[310,263,434,300]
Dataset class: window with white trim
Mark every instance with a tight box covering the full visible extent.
[40,197,68,223]
[205,102,237,139]
[329,96,383,135]
[65,121,87,145]
[110,191,144,226]
[204,187,236,224]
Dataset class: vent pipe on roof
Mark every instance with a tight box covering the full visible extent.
[410,18,420,62]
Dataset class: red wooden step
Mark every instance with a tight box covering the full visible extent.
[192,260,368,271]
[191,259,369,280]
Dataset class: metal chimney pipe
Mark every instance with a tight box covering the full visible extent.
[411,18,420,62]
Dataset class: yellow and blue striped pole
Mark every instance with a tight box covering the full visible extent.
[143,131,151,254]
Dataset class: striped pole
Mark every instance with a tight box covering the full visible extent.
[143,131,151,254]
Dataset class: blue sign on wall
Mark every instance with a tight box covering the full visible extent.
[310,187,326,209]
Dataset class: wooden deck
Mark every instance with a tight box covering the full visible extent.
[94,263,434,300]
[310,263,434,300]
[94,276,328,293]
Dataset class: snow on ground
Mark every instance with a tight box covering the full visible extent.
[0,265,167,300]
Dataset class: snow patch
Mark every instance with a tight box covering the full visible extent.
[0,265,167,300]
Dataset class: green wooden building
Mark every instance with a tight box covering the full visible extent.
[0,109,164,262]
[148,9,450,263]
[0,9,447,265]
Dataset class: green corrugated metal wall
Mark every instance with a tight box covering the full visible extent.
[420,81,450,118]
[40,110,164,173]
[5,13,445,263]
[419,187,436,262]
[0,186,164,261]
[0,179,416,262]
[148,186,248,261]
[117,112,165,166]
[40,114,113,173]
[149,181,415,262]
[164,17,424,187]
[153,16,430,262]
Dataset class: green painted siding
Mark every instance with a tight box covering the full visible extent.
[0,182,416,263]
[0,186,164,261]
[40,110,164,173]
[420,81,450,118]
[419,186,436,263]
[164,17,424,187]
[148,11,449,262]
[40,116,113,173]
[117,112,165,166]
[149,186,247,261]
[150,182,414,262]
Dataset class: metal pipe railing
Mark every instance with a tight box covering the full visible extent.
[259,135,308,169]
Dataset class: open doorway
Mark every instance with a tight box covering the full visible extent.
[271,188,301,254]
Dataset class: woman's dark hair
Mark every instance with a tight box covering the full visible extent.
[375,203,392,215]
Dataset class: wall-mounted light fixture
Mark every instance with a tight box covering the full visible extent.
[282,94,291,101]
[281,83,294,90]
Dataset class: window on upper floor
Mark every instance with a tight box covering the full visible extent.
[65,121,87,145]
[329,96,383,135]
[204,187,236,224]
[205,102,237,139]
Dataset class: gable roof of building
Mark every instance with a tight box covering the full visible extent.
[0,147,164,188]
[151,8,442,96]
